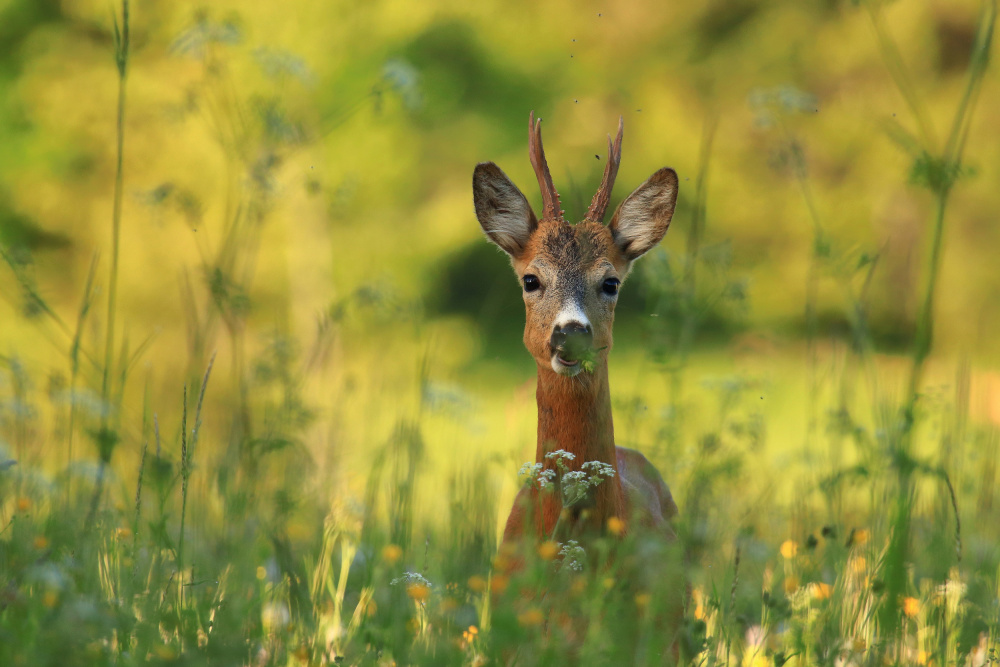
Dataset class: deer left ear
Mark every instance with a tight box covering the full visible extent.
[608,167,678,261]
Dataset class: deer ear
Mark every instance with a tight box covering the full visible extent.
[473,162,538,258]
[608,167,678,261]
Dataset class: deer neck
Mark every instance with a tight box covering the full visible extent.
[533,359,626,535]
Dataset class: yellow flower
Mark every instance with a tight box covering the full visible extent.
[406,583,430,602]
[490,574,509,595]
[635,592,652,610]
[517,608,545,627]
[493,553,514,573]
[607,516,626,536]
[256,566,267,580]
[382,544,403,564]
[467,575,487,593]
[537,541,559,561]
[849,528,870,547]
[16,497,31,512]
[691,586,706,619]
[902,596,920,618]
[33,536,49,550]
[602,577,615,591]
[810,582,833,600]
[467,625,478,636]
[42,591,58,608]
[780,540,798,559]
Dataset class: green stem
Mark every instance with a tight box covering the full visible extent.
[102,7,129,415]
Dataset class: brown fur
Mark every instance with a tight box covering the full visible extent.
[472,115,680,552]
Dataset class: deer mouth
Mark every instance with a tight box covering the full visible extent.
[550,351,583,376]
[555,353,580,368]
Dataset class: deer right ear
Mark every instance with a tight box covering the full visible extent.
[473,162,538,258]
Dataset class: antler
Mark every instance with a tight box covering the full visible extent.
[528,111,563,221]
[584,116,624,223]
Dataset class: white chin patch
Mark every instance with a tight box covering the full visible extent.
[551,354,583,377]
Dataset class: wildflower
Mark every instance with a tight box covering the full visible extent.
[602,577,615,590]
[490,574,509,595]
[692,587,706,619]
[607,516,625,536]
[256,566,267,580]
[902,596,920,618]
[537,540,559,561]
[33,536,49,550]
[635,592,651,610]
[545,449,576,464]
[780,540,798,559]
[518,462,556,489]
[42,591,58,608]
[517,607,545,627]
[493,553,514,573]
[558,540,586,572]
[382,544,403,564]
[847,528,870,547]
[16,497,31,512]
[467,575,487,593]
[581,460,615,478]
[809,582,833,600]
[406,583,430,602]
[391,571,432,589]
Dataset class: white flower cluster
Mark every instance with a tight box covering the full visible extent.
[558,540,586,572]
[519,452,616,506]
[561,460,616,507]
[390,571,433,588]
[518,462,556,488]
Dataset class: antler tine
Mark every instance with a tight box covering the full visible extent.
[585,115,624,223]
[528,111,563,221]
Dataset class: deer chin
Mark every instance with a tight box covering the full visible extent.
[551,352,583,377]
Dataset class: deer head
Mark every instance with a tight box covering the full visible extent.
[473,113,678,377]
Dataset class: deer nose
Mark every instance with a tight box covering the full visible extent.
[551,322,593,359]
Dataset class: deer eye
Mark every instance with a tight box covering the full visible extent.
[602,278,620,296]
[523,274,541,292]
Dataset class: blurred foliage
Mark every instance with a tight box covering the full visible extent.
[0,0,999,664]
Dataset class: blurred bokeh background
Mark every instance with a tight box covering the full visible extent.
[1,0,998,531]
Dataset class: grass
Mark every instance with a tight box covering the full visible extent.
[1,0,1000,665]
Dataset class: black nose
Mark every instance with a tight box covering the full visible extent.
[551,322,593,359]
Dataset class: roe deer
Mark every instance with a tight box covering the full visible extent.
[472,112,679,552]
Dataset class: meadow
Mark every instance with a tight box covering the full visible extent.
[1,0,999,664]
